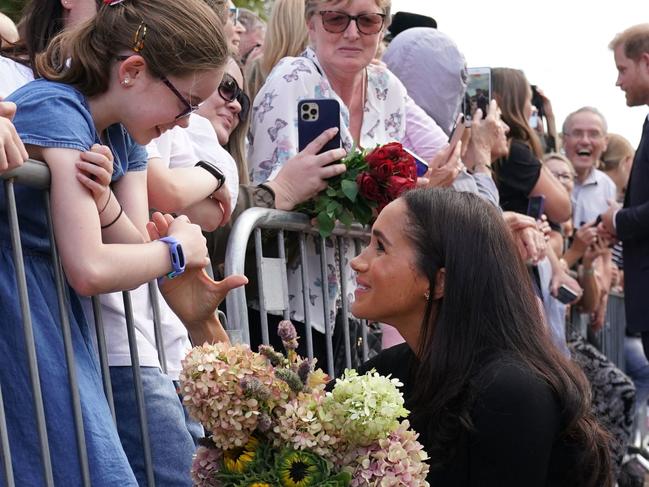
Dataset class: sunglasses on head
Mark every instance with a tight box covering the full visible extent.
[218,74,250,122]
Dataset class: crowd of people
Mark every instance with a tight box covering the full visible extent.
[0,0,648,485]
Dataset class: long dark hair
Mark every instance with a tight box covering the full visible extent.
[401,188,612,487]
[491,67,543,158]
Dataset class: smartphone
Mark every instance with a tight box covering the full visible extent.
[463,67,491,122]
[448,114,466,151]
[403,148,429,177]
[527,195,545,220]
[531,85,545,119]
[556,284,579,305]
[297,99,341,154]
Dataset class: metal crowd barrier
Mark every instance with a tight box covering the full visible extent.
[1,161,169,486]
[223,207,372,378]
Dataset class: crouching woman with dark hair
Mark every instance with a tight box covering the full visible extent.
[353,188,612,486]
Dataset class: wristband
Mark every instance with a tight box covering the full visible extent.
[99,191,112,215]
[195,160,226,191]
[159,236,186,279]
[100,205,123,229]
[255,183,276,208]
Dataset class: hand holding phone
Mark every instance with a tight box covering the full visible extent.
[463,67,491,123]
[448,114,466,153]
[556,284,579,305]
[403,148,429,177]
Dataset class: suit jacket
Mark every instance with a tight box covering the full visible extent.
[617,116,649,332]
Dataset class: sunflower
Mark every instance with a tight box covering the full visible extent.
[223,436,260,474]
[248,483,271,487]
[275,450,328,487]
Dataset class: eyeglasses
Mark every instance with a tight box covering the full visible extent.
[114,55,199,120]
[564,129,604,140]
[551,171,574,182]
[218,73,250,121]
[229,7,239,24]
[318,10,386,35]
[161,77,201,120]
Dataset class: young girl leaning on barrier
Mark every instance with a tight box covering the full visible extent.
[0,0,243,485]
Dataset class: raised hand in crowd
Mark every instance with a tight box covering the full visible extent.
[598,199,621,240]
[502,211,547,264]
[146,211,248,344]
[463,100,510,169]
[264,127,347,210]
[420,139,463,188]
[0,101,29,174]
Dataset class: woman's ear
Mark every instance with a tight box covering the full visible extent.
[432,267,445,300]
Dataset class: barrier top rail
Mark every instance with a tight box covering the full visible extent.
[223,207,370,343]
[1,160,51,189]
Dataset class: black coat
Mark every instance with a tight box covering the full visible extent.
[618,116,649,332]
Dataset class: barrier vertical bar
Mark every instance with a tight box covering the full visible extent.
[4,179,54,487]
[254,228,270,345]
[44,193,91,486]
[337,236,352,370]
[0,385,15,487]
[148,282,167,374]
[298,234,314,360]
[91,296,116,422]
[354,239,370,362]
[318,236,335,377]
[277,230,290,320]
[122,291,155,487]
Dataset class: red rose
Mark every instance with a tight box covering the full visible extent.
[386,175,416,200]
[357,172,386,204]
[381,142,406,162]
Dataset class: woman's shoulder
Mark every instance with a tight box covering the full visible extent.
[367,61,408,97]
[0,55,34,97]
[358,342,414,377]
[475,357,559,418]
[507,139,540,164]
[8,79,88,112]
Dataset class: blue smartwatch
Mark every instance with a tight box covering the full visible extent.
[159,236,185,279]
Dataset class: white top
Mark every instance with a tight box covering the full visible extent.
[572,168,617,227]
[0,56,34,97]
[146,114,239,208]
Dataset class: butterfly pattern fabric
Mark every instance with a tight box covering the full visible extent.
[247,46,415,333]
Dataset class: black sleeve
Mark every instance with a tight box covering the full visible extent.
[466,362,561,486]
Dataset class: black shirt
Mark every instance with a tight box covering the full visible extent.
[495,139,542,215]
[359,343,576,486]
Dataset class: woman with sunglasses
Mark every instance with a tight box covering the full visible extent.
[247,0,461,372]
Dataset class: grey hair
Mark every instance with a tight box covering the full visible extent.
[562,106,608,135]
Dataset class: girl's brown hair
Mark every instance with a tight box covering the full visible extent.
[492,67,543,158]
[224,58,251,185]
[35,0,229,97]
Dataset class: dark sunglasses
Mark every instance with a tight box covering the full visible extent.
[229,7,239,24]
[115,55,199,120]
[318,10,386,35]
[218,74,250,122]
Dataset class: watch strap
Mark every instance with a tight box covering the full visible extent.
[195,160,226,191]
[159,236,186,279]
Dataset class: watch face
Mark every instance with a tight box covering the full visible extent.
[176,244,185,269]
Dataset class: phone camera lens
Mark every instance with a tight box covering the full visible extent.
[302,104,310,112]
[310,109,317,116]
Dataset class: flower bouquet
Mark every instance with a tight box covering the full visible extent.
[297,142,418,237]
[180,321,430,486]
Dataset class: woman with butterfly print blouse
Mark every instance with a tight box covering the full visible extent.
[247,0,460,373]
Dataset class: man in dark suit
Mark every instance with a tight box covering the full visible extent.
[600,23,649,359]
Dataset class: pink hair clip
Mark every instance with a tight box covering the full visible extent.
[103,0,126,6]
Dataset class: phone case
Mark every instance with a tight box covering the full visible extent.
[556,285,578,305]
[463,67,491,120]
[298,99,341,154]
[526,196,545,220]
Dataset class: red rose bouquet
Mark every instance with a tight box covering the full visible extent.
[298,142,418,237]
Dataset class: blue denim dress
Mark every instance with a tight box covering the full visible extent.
[1,80,146,486]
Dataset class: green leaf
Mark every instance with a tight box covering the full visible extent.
[317,211,335,238]
[326,187,338,197]
[353,202,374,224]
[339,209,354,226]
[340,179,358,202]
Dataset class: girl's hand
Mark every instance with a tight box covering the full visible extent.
[149,212,210,269]
[76,144,114,210]
[0,101,28,174]
[210,183,232,226]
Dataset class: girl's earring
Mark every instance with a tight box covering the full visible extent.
[121,77,130,86]
[424,291,430,300]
